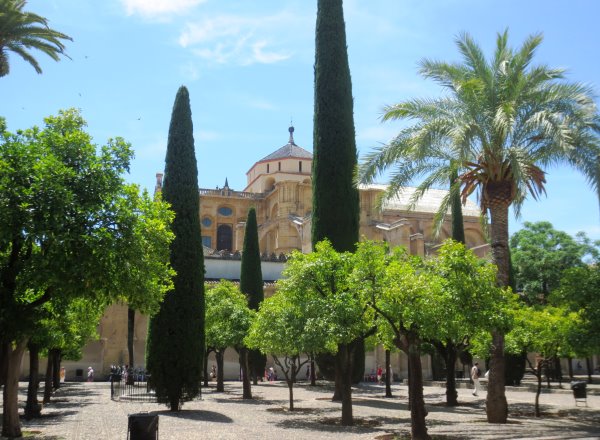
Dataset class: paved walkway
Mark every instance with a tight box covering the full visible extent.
[2,379,600,439]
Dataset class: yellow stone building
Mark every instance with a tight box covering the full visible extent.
[37,126,490,380]
[164,126,488,259]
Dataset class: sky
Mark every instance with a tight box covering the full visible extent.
[2,0,600,239]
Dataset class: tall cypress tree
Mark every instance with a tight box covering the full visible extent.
[146,86,205,411]
[312,0,361,426]
[312,0,359,251]
[240,207,266,387]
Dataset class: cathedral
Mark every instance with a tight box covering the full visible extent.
[28,127,490,380]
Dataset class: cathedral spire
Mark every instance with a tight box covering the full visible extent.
[224,177,230,189]
[288,124,295,145]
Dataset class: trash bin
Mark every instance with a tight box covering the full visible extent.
[127,413,158,440]
[570,381,587,406]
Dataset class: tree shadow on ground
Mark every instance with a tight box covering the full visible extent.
[212,397,286,406]
[274,415,385,435]
[351,398,403,411]
[148,409,233,423]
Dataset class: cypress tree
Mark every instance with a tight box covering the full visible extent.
[312,0,361,426]
[311,0,359,252]
[240,207,266,386]
[450,169,465,245]
[146,86,205,411]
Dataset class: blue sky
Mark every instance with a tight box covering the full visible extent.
[2,0,600,239]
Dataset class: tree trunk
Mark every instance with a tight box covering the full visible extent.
[2,338,28,438]
[25,343,42,419]
[385,349,393,398]
[335,343,354,426]
[216,349,225,392]
[554,357,562,388]
[287,363,297,411]
[486,201,510,424]
[43,350,55,404]
[0,339,9,387]
[567,357,573,379]
[310,357,316,386]
[52,349,61,389]
[239,348,252,399]
[128,307,135,368]
[332,365,342,401]
[534,361,542,417]
[406,336,430,440]
[444,342,458,406]
[203,348,210,387]
[586,357,593,384]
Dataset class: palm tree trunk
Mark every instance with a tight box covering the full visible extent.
[25,343,42,419]
[486,202,510,423]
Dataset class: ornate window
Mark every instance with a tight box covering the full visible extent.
[218,206,233,216]
[202,236,212,248]
[201,217,212,227]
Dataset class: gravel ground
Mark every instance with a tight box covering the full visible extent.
[2,379,600,439]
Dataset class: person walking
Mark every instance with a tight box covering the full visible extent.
[471,362,481,396]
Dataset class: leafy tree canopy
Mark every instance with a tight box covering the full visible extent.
[205,281,254,351]
[278,241,370,354]
[0,108,174,339]
[510,221,599,303]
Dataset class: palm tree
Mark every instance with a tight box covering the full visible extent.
[0,0,72,77]
[359,30,600,423]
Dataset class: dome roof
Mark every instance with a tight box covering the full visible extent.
[259,143,313,161]
[259,125,312,161]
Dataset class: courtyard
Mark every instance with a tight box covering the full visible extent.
[3,378,599,439]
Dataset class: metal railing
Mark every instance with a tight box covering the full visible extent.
[110,368,156,402]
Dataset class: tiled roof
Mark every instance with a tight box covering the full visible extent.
[259,142,313,161]
[359,184,481,217]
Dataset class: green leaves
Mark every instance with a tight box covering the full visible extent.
[206,281,254,350]
[0,108,174,340]
[0,0,72,77]
[359,30,600,221]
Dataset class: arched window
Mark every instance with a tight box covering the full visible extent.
[217,224,233,251]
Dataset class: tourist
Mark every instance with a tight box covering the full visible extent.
[471,362,481,396]
[87,366,94,382]
[376,365,383,383]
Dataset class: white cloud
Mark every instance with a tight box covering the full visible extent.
[179,12,302,66]
[121,0,206,19]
